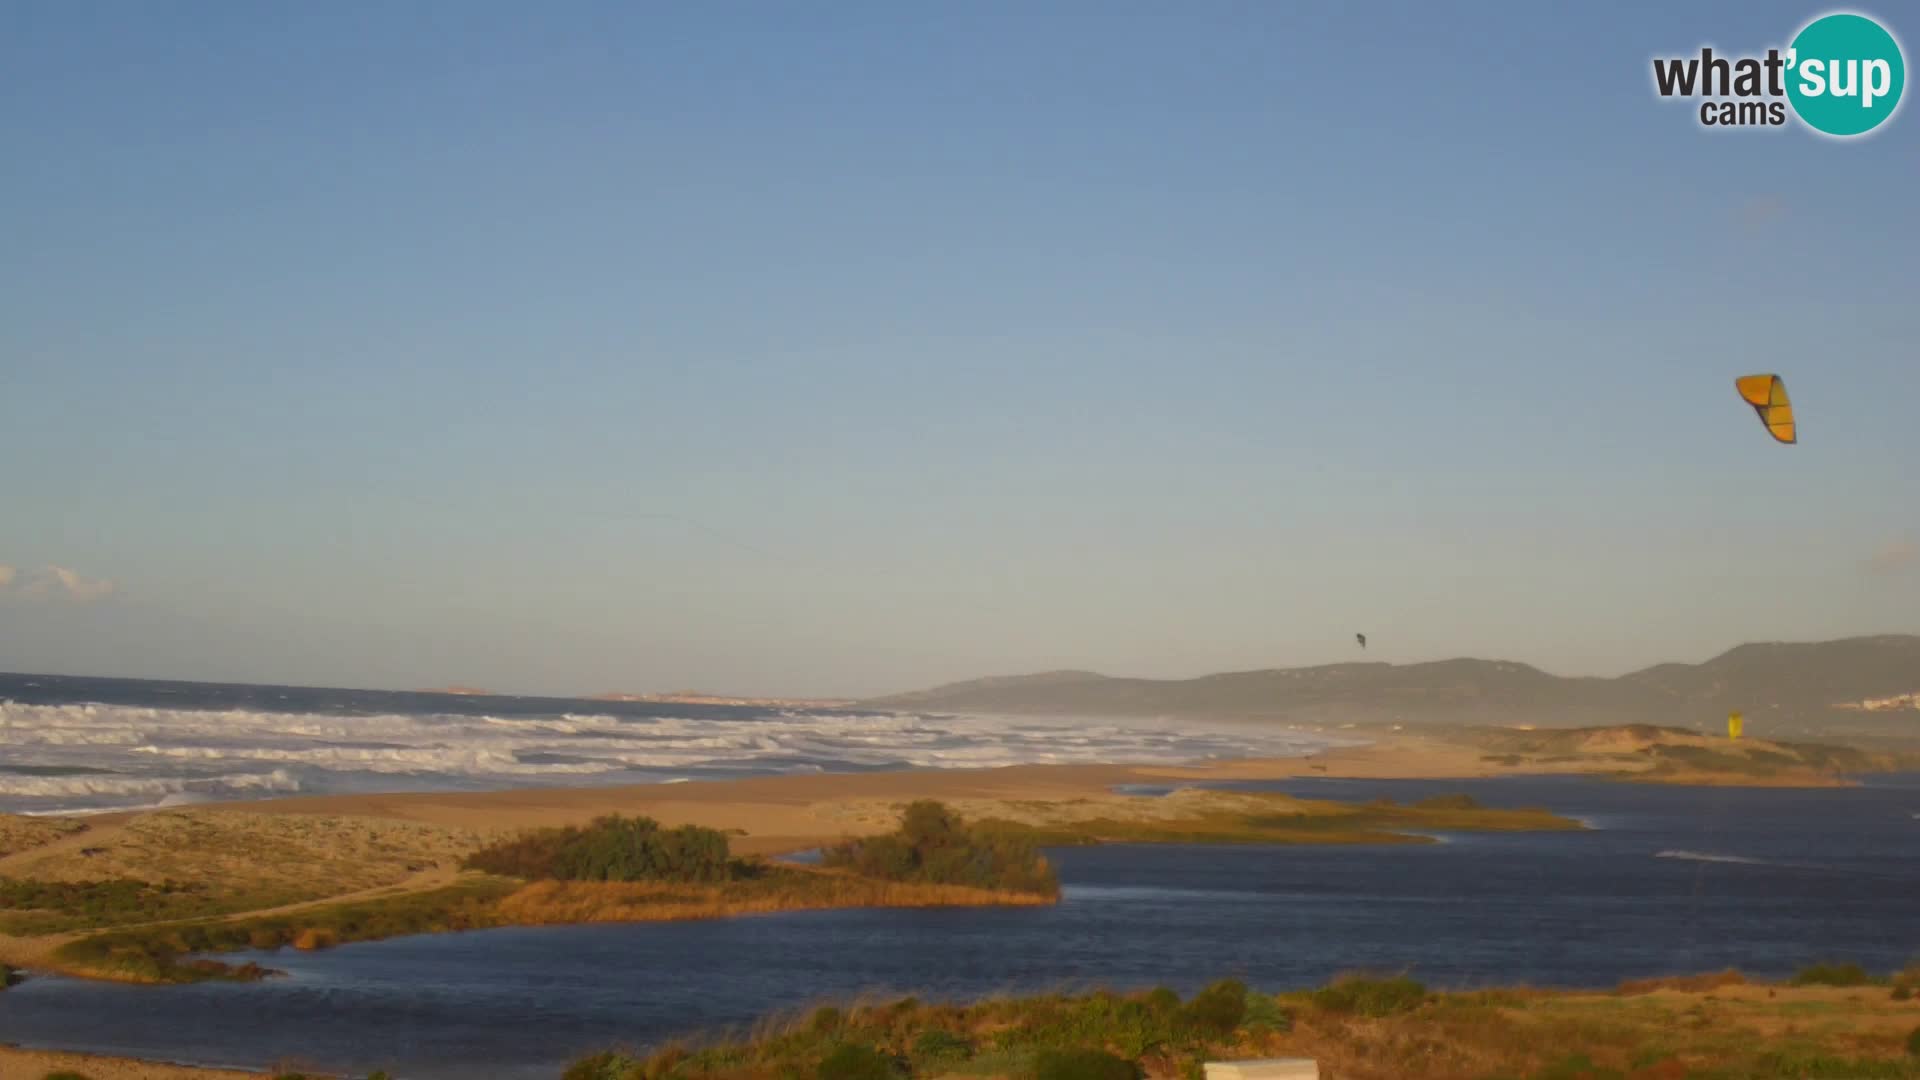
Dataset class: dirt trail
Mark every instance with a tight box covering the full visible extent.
[0,818,130,876]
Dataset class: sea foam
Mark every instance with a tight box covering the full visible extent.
[0,700,1336,814]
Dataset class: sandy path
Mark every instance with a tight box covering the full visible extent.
[0,820,132,878]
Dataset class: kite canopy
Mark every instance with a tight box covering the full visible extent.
[1727,711,1744,740]
[1735,374,1796,444]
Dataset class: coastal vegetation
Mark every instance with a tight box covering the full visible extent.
[0,814,86,858]
[0,809,481,927]
[45,803,1061,982]
[481,803,1060,926]
[50,877,519,983]
[463,815,742,883]
[966,789,1578,848]
[0,877,215,935]
[562,971,1920,1080]
[822,800,1060,896]
[493,872,1053,927]
[1459,725,1901,786]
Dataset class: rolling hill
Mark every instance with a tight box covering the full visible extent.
[866,635,1920,736]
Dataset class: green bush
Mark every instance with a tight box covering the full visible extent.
[1310,975,1427,1017]
[1033,1048,1141,1080]
[1528,1054,1623,1080]
[1144,986,1182,1016]
[1790,962,1872,987]
[817,1043,901,1080]
[809,1005,846,1034]
[911,1028,974,1064]
[1178,978,1248,1037]
[562,1053,642,1080]
[2,962,20,988]
[1893,984,1913,1001]
[464,815,735,883]
[1241,992,1292,1033]
[1750,1052,1920,1078]
[1908,1025,1920,1058]
[821,801,1059,896]
[42,1072,96,1080]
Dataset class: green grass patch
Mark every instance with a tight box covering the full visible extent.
[0,876,249,934]
[1309,974,1428,1017]
[1791,962,1874,987]
[52,876,519,983]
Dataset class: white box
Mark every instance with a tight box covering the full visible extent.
[1203,1059,1320,1080]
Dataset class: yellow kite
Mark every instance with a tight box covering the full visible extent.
[1735,374,1796,444]
[1727,711,1743,740]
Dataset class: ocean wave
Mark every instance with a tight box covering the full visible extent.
[1654,850,1769,866]
[0,768,301,799]
[0,700,1337,814]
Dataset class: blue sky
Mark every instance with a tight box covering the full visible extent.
[2,2,1915,696]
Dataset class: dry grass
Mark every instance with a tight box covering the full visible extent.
[2,809,483,911]
[568,978,1920,1080]
[818,789,1578,849]
[0,812,86,857]
[496,867,1056,925]
[1615,970,1748,996]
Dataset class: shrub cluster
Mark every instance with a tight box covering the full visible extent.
[816,1043,902,1080]
[1033,1048,1141,1080]
[1790,962,1872,988]
[464,815,736,883]
[567,981,1285,1080]
[821,801,1059,896]
[1308,974,1428,1017]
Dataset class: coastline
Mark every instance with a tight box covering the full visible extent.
[0,1044,261,1079]
[0,734,1906,1079]
[0,732,1869,983]
[110,730,1857,850]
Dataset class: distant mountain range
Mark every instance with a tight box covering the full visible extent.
[864,635,1920,736]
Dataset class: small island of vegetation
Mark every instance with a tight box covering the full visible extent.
[45,803,1059,984]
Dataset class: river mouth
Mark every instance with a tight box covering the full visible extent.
[4,776,1917,1080]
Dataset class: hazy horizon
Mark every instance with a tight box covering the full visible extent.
[5,2,1917,698]
[4,630,1915,702]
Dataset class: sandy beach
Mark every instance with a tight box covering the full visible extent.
[92,735,1505,854]
[0,1044,263,1079]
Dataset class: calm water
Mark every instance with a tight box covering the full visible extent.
[2,775,1916,1079]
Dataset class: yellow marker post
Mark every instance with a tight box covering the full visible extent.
[1727,711,1743,740]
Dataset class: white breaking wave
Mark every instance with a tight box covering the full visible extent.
[1654,849,1768,866]
[0,699,1341,814]
[0,768,300,799]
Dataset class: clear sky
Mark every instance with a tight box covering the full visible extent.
[2,2,1915,697]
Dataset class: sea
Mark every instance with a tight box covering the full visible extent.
[1,675,1917,1079]
[0,672,1337,816]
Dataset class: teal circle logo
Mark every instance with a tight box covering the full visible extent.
[1786,13,1905,136]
